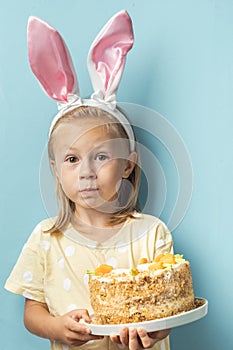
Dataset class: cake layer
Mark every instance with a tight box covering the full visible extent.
[89,262,195,324]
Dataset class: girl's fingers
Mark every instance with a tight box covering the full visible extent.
[68,320,91,335]
[110,334,122,344]
[69,322,103,342]
[137,328,171,349]
[70,309,92,323]
[148,328,171,340]
[129,328,142,350]
[111,326,171,349]
[119,327,129,346]
[137,328,155,348]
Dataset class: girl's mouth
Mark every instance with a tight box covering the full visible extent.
[79,188,98,193]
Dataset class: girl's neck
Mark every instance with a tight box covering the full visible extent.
[74,207,111,228]
[71,208,125,243]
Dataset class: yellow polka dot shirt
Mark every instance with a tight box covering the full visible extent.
[5,213,173,350]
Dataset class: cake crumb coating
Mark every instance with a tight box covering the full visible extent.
[89,262,195,324]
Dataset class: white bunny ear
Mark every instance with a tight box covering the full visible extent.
[87,10,134,103]
[27,16,79,102]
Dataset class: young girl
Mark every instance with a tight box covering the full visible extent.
[5,11,173,350]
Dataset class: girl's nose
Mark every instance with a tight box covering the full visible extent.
[79,158,96,179]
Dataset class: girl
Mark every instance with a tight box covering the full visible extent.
[5,11,172,350]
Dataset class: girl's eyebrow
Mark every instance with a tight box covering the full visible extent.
[66,146,79,152]
[62,146,78,155]
[94,144,112,151]
[65,143,112,154]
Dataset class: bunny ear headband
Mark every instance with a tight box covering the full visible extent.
[27,10,135,151]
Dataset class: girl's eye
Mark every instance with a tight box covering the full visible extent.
[66,156,79,163]
[96,154,109,161]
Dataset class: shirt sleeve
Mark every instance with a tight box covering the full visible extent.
[154,220,174,257]
[4,223,46,303]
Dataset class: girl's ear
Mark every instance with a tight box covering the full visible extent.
[122,152,138,179]
[50,160,59,178]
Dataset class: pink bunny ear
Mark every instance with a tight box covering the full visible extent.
[27,16,78,102]
[87,10,134,101]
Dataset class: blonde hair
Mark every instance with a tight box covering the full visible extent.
[46,105,141,234]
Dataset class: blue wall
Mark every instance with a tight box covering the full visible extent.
[1,1,232,349]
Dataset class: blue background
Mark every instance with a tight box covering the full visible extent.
[1,1,232,349]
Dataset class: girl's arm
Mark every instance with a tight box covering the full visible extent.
[24,299,103,346]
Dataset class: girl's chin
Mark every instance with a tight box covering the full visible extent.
[75,198,120,213]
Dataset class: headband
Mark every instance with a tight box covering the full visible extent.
[27,10,135,151]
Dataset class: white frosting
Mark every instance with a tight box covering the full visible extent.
[92,268,129,282]
[90,261,189,282]
[137,261,186,273]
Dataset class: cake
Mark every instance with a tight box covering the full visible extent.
[88,253,195,324]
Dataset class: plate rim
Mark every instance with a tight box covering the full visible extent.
[82,297,208,336]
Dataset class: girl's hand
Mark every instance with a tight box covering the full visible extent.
[51,309,104,346]
[110,327,171,349]
[24,300,103,347]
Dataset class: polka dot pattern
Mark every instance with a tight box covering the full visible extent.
[106,256,117,267]
[63,278,71,291]
[65,245,75,257]
[67,304,77,312]
[83,274,89,285]
[40,240,50,251]
[155,239,165,249]
[116,243,127,253]
[58,257,65,269]
[23,271,33,282]
[23,291,33,299]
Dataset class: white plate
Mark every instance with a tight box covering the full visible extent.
[82,298,208,335]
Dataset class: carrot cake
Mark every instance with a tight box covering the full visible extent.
[88,253,195,324]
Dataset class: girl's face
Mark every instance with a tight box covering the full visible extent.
[51,119,136,213]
